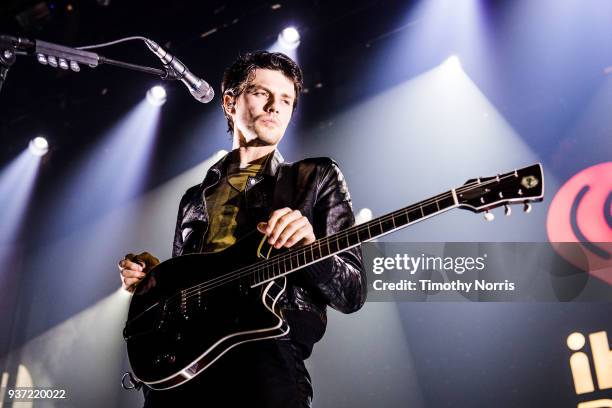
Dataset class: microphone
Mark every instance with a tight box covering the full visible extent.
[144,39,214,103]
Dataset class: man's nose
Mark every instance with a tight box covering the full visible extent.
[265,97,280,113]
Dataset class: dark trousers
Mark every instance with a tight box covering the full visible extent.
[142,339,313,408]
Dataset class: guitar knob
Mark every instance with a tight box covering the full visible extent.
[484,210,495,221]
[504,205,512,216]
[523,202,532,213]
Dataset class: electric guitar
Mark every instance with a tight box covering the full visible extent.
[123,163,544,390]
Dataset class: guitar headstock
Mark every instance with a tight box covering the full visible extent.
[457,163,544,217]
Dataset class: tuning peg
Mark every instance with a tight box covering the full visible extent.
[484,210,495,221]
[504,205,512,216]
[523,202,532,213]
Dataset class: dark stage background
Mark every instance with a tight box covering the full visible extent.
[0,0,611,407]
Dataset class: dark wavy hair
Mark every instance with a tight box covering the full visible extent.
[221,51,303,133]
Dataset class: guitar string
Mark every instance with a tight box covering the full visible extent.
[161,172,526,312]
[165,172,526,312]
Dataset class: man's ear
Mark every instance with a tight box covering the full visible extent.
[223,94,236,115]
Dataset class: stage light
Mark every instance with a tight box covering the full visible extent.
[146,85,167,106]
[356,208,373,224]
[28,136,49,157]
[445,55,462,70]
[44,98,162,237]
[0,149,42,244]
[268,26,300,61]
[278,27,301,50]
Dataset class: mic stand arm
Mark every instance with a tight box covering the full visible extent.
[0,36,181,96]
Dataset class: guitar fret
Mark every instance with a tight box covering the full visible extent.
[422,202,438,217]
[395,211,408,225]
[358,228,369,241]
[329,238,339,253]
[370,222,383,236]
[381,218,394,232]
[438,195,455,209]
[319,240,328,257]
[284,257,290,273]
[305,246,313,264]
[408,208,421,222]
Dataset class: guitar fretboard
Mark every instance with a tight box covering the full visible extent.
[250,189,458,287]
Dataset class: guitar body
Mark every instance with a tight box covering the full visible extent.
[124,231,288,390]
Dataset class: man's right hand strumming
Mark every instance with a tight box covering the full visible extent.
[118,252,160,292]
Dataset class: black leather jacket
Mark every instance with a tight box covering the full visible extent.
[172,149,366,356]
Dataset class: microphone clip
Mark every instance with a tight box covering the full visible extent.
[160,64,182,81]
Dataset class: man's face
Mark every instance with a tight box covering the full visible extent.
[226,68,296,147]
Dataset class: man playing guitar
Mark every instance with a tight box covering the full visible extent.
[118,51,366,407]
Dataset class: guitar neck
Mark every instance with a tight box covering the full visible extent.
[251,188,458,286]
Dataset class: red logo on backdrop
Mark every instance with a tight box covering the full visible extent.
[547,162,612,284]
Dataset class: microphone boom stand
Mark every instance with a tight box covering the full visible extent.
[0,35,180,96]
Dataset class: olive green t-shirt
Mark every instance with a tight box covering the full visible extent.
[201,153,270,253]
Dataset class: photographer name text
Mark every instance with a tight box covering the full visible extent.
[370,254,516,293]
